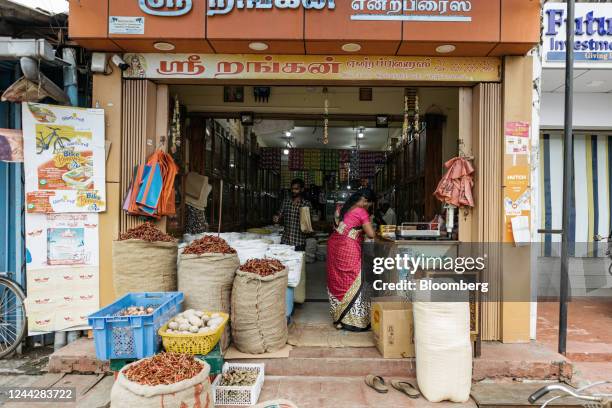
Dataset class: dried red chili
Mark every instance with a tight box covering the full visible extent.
[119,222,176,242]
[123,353,202,386]
[239,258,285,277]
[182,236,236,255]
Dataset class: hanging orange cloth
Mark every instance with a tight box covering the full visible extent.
[433,156,475,208]
[154,150,178,216]
[126,149,178,218]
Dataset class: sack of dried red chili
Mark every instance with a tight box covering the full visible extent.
[178,238,239,351]
[111,354,212,408]
[231,259,288,354]
[112,224,178,298]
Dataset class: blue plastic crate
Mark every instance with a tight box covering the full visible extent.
[88,292,183,361]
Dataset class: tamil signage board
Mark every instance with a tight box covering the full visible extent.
[122,53,501,82]
[137,0,474,22]
[350,0,473,22]
[22,103,106,213]
[543,3,612,68]
[140,0,192,16]
[208,0,335,15]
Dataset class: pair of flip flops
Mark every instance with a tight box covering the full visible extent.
[364,375,421,399]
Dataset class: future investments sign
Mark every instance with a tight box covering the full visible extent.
[543,2,612,68]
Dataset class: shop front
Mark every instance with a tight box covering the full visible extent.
[68,0,540,343]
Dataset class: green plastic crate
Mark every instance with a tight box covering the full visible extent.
[196,343,224,377]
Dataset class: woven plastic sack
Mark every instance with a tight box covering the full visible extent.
[111,359,212,408]
[178,252,239,350]
[112,240,177,298]
[413,299,472,402]
[231,267,288,354]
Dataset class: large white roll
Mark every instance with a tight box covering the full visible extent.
[413,280,472,403]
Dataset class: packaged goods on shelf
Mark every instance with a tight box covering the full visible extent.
[260,148,281,170]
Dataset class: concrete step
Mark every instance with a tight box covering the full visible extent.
[253,375,477,408]
[48,338,573,383]
[231,347,416,377]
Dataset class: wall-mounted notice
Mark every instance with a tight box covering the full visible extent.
[24,213,100,333]
[22,103,106,213]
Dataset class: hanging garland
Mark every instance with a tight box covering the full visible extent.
[323,88,329,145]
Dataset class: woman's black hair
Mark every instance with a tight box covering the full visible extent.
[340,188,376,221]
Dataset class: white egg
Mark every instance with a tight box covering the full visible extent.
[178,323,190,331]
[168,321,179,330]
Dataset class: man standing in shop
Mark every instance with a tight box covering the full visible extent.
[273,178,312,251]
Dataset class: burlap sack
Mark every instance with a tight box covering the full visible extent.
[112,240,178,298]
[231,267,288,354]
[178,252,239,350]
[111,359,212,408]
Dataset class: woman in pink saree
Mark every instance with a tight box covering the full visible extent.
[327,189,376,331]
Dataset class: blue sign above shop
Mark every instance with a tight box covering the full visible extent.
[543,3,612,67]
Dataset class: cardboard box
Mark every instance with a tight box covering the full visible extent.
[371,298,414,359]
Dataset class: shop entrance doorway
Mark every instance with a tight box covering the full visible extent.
[170,85,461,343]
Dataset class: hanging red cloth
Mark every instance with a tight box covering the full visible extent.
[434,156,475,208]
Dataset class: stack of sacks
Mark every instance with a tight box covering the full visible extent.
[266,245,303,288]
[232,239,270,264]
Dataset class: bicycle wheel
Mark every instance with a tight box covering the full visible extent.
[52,136,70,153]
[0,278,27,358]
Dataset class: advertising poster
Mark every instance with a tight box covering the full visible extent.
[24,213,100,333]
[503,122,531,244]
[22,103,106,213]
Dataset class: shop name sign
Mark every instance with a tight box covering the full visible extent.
[122,53,501,82]
[543,3,612,67]
[208,0,336,16]
[139,0,192,16]
[351,0,472,22]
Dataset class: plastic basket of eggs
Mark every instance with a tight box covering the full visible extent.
[158,310,229,355]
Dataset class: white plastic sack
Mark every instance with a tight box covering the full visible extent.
[266,248,303,288]
[413,297,472,403]
[233,240,270,264]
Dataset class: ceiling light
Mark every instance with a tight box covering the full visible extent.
[342,43,362,52]
[283,148,290,155]
[435,44,456,54]
[249,42,269,51]
[285,131,292,138]
[358,128,365,139]
[153,42,175,51]
[376,115,389,128]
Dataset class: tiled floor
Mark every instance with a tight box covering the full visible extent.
[254,376,477,408]
[537,298,612,361]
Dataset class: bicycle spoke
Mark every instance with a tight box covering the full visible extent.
[0,287,9,309]
[2,304,25,317]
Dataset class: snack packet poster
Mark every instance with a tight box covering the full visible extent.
[22,103,106,213]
